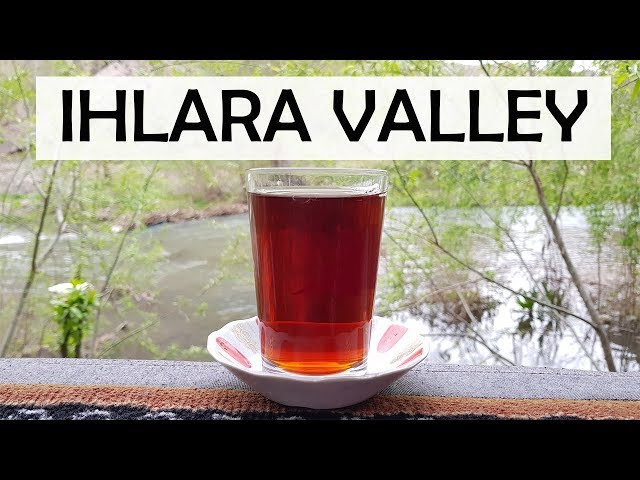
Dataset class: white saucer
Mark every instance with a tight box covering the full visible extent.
[207,316,428,409]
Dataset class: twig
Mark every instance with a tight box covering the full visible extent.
[452,288,516,366]
[465,327,516,366]
[388,173,598,329]
[386,224,595,329]
[441,163,540,290]
[393,278,480,311]
[613,77,639,93]
[455,287,515,365]
[0,213,36,233]
[596,245,602,312]
[26,147,46,201]
[97,320,157,358]
[502,160,528,167]
[383,229,476,310]
[492,60,520,75]
[526,161,617,371]
[554,160,569,222]
[38,165,78,265]
[455,288,478,323]
[11,61,30,118]
[386,229,509,364]
[0,155,27,219]
[563,317,601,371]
[0,160,60,356]
[90,160,159,356]
[479,60,490,77]
[392,160,440,244]
[36,318,51,355]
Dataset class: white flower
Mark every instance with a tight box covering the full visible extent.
[48,282,94,295]
[48,283,73,294]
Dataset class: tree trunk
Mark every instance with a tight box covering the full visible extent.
[60,332,69,358]
[527,162,617,371]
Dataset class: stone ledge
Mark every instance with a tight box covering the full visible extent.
[0,358,638,401]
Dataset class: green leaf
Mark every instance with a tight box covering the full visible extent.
[632,80,640,102]
[517,318,534,338]
[615,72,629,85]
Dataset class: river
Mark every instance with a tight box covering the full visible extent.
[1,207,637,371]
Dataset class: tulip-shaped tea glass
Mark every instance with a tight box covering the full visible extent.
[247,168,388,375]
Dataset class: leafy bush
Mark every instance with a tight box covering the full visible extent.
[49,279,98,358]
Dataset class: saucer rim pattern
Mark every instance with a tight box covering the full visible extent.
[207,316,429,383]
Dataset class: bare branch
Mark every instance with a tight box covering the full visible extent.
[0,213,36,234]
[0,160,60,356]
[563,315,601,371]
[453,288,516,366]
[554,160,569,222]
[388,168,600,329]
[392,160,440,245]
[11,61,30,118]
[97,320,157,358]
[479,60,490,77]
[0,155,27,218]
[491,60,520,75]
[613,76,639,93]
[526,161,617,371]
[464,327,516,367]
[29,166,46,200]
[442,163,540,289]
[386,228,595,328]
[501,159,528,167]
[90,160,159,356]
[37,164,78,265]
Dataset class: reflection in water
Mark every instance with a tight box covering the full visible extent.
[382,207,639,372]
[1,207,638,370]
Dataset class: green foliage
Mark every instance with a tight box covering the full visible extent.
[49,278,98,358]
[515,282,565,348]
[0,67,34,118]
[345,60,442,77]
[202,229,252,293]
[1,59,640,369]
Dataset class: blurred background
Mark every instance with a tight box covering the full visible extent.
[0,59,638,372]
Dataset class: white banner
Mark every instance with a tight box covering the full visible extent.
[35,76,611,160]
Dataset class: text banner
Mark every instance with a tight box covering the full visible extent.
[36,76,611,160]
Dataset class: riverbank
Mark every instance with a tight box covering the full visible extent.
[105,203,249,232]
[141,203,248,226]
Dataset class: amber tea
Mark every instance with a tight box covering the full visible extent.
[248,168,387,375]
